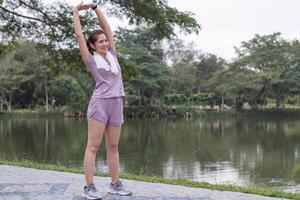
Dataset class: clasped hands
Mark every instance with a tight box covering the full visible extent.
[73,1,97,12]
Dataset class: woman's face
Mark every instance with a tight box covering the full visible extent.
[91,33,109,55]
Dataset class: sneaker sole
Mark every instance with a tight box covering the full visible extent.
[81,193,102,200]
[108,191,132,196]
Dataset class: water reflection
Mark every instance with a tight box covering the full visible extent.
[0,114,300,192]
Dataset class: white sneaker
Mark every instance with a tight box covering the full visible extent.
[81,183,102,200]
[108,181,132,196]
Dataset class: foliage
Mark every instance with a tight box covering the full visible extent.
[163,94,189,105]
[282,68,300,95]
[165,39,198,95]
[116,28,171,106]
[292,163,300,178]
[124,94,139,106]
[207,33,300,110]
[194,53,226,93]
[163,93,215,106]
[0,0,200,88]
[166,39,226,95]
[0,41,46,111]
[232,33,297,108]
[0,0,200,51]
[0,41,92,112]
[190,93,215,105]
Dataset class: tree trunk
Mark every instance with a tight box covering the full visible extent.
[282,98,285,109]
[276,98,280,109]
[45,119,49,155]
[233,97,236,110]
[253,98,257,109]
[221,96,224,109]
[45,74,49,112]
[0,96,3,112]
[197,80,201,93]
[262,101,266,110]
[150,90,158,106]
[8,93,13,112]
[138,91,142,107]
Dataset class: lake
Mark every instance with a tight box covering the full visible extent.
[1,113,300,192]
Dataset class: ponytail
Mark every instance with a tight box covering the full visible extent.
[86,40,94,55]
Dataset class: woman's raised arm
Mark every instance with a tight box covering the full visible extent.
[73,2,90,62]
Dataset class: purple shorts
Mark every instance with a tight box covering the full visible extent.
[87,97,124,126]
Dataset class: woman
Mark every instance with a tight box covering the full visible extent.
[73,2,132,199]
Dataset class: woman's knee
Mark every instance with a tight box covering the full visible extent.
[86,144,99,154]
[107,143,119,153]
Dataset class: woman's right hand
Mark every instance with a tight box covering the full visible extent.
[74,2,95,12]
[73,1,82,12]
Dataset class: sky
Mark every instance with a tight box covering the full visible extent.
[167,0,300,60]
[39,0,300,60]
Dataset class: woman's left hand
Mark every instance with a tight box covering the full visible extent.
[78,3,96,11]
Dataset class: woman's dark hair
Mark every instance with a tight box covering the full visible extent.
[86,29,106,55]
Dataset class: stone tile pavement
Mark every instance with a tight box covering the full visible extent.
[0,165,289,200]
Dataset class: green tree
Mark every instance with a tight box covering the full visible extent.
[235,33,291,71]
[207,64,263,110]
[0,41,36,111]
[1,41,52,111]
[207,33,300,110]
[166,39,226,96]
[116,28,170,106]
[234,33,294,108]
[0,41,95,112]
[282,40,300,106]
[194,53,226,93]
[166,39,198,95]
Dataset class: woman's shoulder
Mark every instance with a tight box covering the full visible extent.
[83,53,97,72]
[108,48,117,58]
[84,53,95,64]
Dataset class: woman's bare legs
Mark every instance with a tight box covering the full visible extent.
[105,125,121,184]
[84,120,106,186]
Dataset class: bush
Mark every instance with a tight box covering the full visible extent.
[286,96,298,105]
[190,93,214,105]
[163,94,189,105]
[125,94,139,106]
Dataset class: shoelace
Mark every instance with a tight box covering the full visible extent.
[90,185,97,192]
[112,181,123,188]
[85,184,97,192]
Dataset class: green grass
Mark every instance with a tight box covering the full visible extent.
[0,159,299,199]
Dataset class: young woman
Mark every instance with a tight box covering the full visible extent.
[73,2,132,199]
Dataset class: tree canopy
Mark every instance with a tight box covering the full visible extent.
[208,33,300,109]
[0,0,200,44]
[0,0,201,75]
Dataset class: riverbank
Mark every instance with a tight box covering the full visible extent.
[2,107,300,119]
[0,159,299,199]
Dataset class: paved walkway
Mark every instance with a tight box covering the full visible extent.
[0,165,288,200]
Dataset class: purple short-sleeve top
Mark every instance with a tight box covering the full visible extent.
[84,48,125,98]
